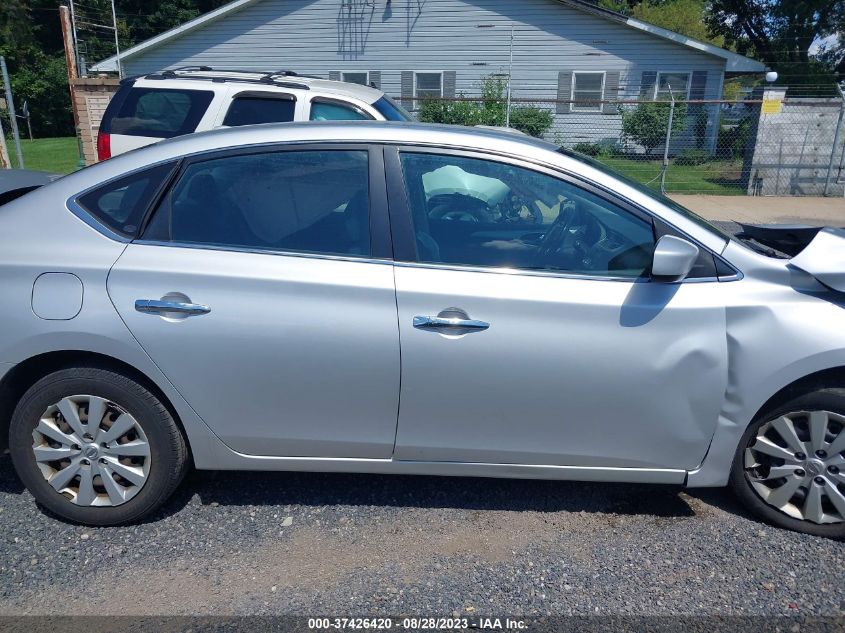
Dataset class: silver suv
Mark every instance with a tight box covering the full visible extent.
[96,67,412,160]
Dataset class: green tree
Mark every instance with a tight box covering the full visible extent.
[622,101,688,155]
[705,0,845,86]
[630,0,725,47]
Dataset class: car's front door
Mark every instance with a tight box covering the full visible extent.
[108,146,400,458]
[387,148,729,471]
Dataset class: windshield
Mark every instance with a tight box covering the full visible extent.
[557,148,732,242]
[372,95,414,122]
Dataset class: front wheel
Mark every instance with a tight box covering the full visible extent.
[730,388,845,539]
[9,367,188,526]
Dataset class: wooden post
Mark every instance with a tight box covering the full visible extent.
[60,5,86,169]
[0,116,11,169]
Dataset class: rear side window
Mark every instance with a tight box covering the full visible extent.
[108,88,213,138]
[76,162,176,238]
[223,95,296,126]
[144,150,371,257]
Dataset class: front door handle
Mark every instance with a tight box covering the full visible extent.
[413,315,490,331]
[135,299,211,316]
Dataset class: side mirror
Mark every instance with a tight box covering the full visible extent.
[651,235,699,282]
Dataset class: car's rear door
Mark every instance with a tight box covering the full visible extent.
[386,147,729,473]
[107,144,400,458]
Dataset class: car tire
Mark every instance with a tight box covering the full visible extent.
[9,367,188,526]
[729,388,845,539]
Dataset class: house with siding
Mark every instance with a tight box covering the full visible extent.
[91,0,765,150]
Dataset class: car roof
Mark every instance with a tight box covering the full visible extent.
[133,69,384,102]
[109,121,560,170]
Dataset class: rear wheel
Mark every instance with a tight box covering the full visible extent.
[9,367,188,525]
[730,388,845,539]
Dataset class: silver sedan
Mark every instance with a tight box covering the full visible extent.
[2,122,844,537]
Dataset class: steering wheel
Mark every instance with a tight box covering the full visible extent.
[535,201,602,267]
[429,194,491,223]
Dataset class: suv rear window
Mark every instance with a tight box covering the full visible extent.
[106,87,214,138]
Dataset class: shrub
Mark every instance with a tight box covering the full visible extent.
[572,142,602,156]
[716,118,752,160]
[674,148,710,166]
[418,75,553,138]
[621,101,687,155]
[571,141,618,157]
[508,107,553,138]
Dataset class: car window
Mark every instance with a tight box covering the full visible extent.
[144,150,371,257]
[399,152,655,278]
[372,96,414,121]
[223,96,296,126]
[109,88,214,138]
[310,100,372,121]
[557,147,732,243]
[76,162,176,238]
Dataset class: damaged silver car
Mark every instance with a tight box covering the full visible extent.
[1,121,844,537]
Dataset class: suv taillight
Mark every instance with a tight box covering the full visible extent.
[96,131,111,161]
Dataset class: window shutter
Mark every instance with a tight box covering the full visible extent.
[401,71,414,106]
[640,71,657,99]
[329,71,341,81]
[443,71,456,98]
[369,71,381,89]
[602,71,620,114]
[556,71,572,114]
[689,71,707,101]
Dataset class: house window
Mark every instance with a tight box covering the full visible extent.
[342,72,369,86]
[415,72,443,99]
[571,72,605,112]
[655,72,690,100]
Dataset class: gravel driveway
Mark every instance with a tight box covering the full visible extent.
[1,453,844,617]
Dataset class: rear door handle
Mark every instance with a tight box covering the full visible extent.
[135,299,211,316]
[413,315,490,331]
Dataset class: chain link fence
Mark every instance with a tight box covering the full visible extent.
[399,87,845,197]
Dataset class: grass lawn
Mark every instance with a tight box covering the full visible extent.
[6,136,81,174]
[596,156,746,195]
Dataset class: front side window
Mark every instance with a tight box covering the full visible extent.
[655,72,690,100]
[399,152,655,278]
[415,73,443,99]
[145,150,371,257]
[342,72,369,86]
[571,72,605,112]
[76,162,176,237]
[223,95,296,126]
[109,88,214,138]
[309,99,372,121]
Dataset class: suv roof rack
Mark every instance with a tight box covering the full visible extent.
[148,67,311,91]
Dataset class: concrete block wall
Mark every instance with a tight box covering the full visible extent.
[745,88,845,196]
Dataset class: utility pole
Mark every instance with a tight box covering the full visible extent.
[60,5,86,169]
[0,56,24,169]
[505,23,514,128]
[110,0,123,78]
[69,0,81,73]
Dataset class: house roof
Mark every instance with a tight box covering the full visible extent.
[92,0,766,74]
